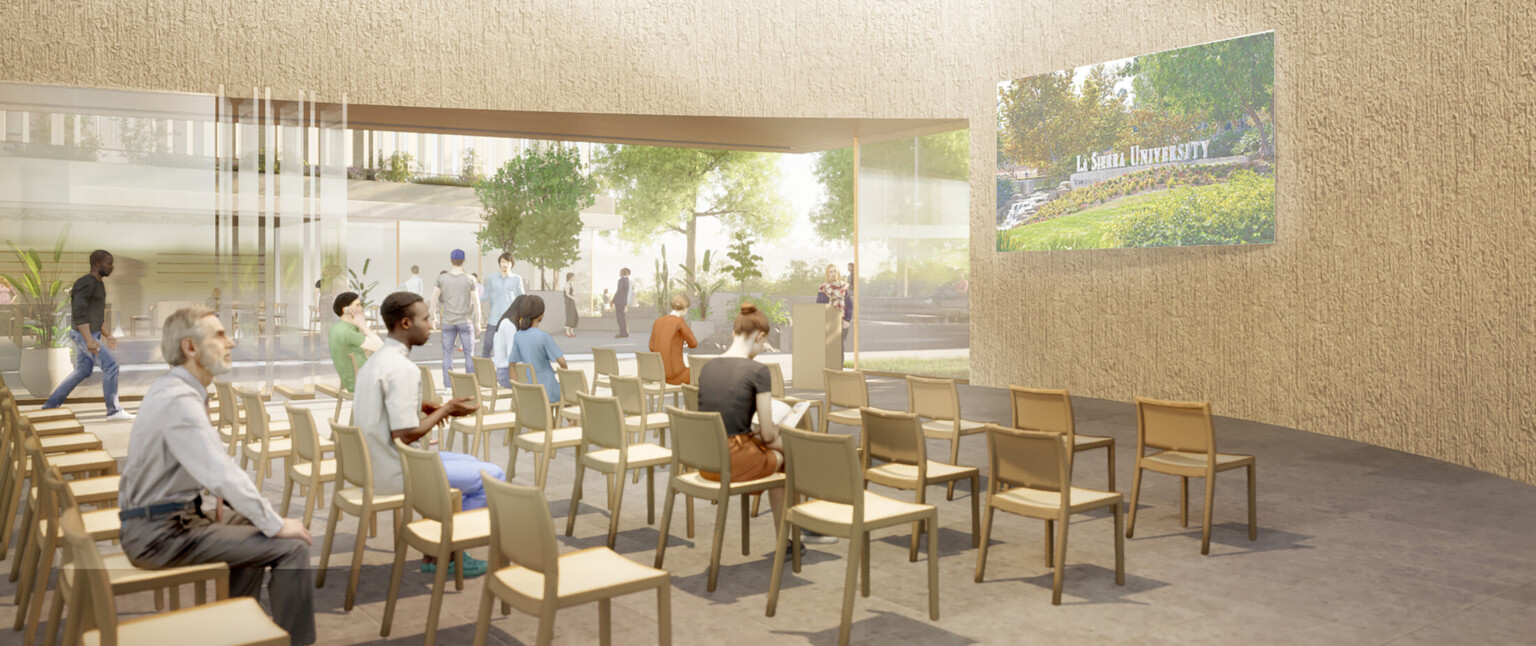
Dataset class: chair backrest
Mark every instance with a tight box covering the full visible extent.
[510,363,535,385]
[609,375,646,415]
[823,369,869,409]
[635,351,666,383]
[285,404,322,463]
[593,347,620,377]
[512,382,553,432]
[1135,397,1214,455]
[213,380,240,431]
[418,365,440,406]
[447,371,482,408]
[60,505,123,646]
[330,423,372,490]
[483,477,559,599]
[782,427,862,508]
[556,369,588,407]
[664,407,730,477]
[681,384,700,412]
[1009,386,1075,438]
[767,363,787,398]
[985,424,1070,495]
[236,389,270,442]
[577,393,626,450]
[472,357,499,391]
[688,355,714,387]
[907,375,960,422]
[396,439,454,524]
[859,407,926,468]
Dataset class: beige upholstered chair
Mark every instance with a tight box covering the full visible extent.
[610,375,669,448]
[766,427,939,646]
[1126,397,1257,555]
[975,425,1125,604]
[59,507,288,646]
[316,423,406,611]
[555,368,589,425]
[636,350,683,411]
[1010,386,1116,490]
[237,389,292,488]
[860,407,980,561]
[381,440,493,646]
[565,393,671,547]
[473,478,673,646]
[472,356,516,413]
[592,346,621,393]
[906,375,987,500]
[655,407,786,592]
[507,382,583,489]
[448,371,518,461]
[820,368,869,435]
[767,363,823,433]
[281,405,337,529]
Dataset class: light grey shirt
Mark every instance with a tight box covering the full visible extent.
[436,272,477,326]
[119,367,283,536]
[352,337,422,495]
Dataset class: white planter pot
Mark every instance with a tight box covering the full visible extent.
[0,338,19,372]
[19,347,73,399]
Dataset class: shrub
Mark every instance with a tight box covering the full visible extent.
[1024,161,1272,226]
[1206,128,1247,158]
[1101,171,1275,247]
[1234,123,1274,156]
[378,151,416,182]
[996,176,1015,207]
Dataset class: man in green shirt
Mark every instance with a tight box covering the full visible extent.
[328,292,380,391]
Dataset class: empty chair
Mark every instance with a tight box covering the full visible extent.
[860,407,980,561]
[212,380,245,456]
[610,375,670,447]
[680,384,699,412]
[767,363,822,433]
[237,389,292,488]
[906,375,988,500]
[592,346,622,394]
[636,351,683,411]
[1010,385,1116,490]
[6,419,118,582]
[473,477,672,646]
[656,407,785,592]
[1126,397,1257,555]
[380,440,494,646]
[687,354,714,387]
[566,393,672,547]
[507,381,583,489]
[418,365,444,447]
[280,405,337,529]
[509,362,536,385]
[975,425,1125,605]
[766,427,939,646]
[447,371,518,461]
[472,356,515,413]
[820,368,869,435]
[317,423,406,611]
[554,368,589,425]
[0,396,112,560]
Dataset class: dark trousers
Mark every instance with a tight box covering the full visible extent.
[480,322,499,358]
[120,509,315,645]
[615,304,628,336]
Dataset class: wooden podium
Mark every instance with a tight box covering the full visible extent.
[791,303,843,391]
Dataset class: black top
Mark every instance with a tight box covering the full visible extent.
[698,357,771,437]
[70,274,106,334]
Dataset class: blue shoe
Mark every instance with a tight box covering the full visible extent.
[420,555,488,578]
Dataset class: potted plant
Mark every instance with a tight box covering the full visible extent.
[4,227,75,398]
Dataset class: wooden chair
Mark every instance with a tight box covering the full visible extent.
[6,419,116,584]
[766,427,939,646]
[507,382,583,490]
[768,363,822,434]
[566,393,671,547]
[212,380,246,457]
[820,368,868,435]
[472,357,515,413]
[418,365,445,447]
[380,440,493,646]
[680,384,699,412]
[655,407,785,592]
[1010,386,1116,490]
[280,406,337,530]
[0,395,107,561]
[906,375,988,500]
[592,346,621,394]
[636,351,683,411]
[1126,397,1257,555]
[554,368,588,425]
[236,389,292,488]
[509,362,536,386]
[610,376,669,448]
[975,425,1125,604]
[447,371,518,462]
[860,407,980,562]
[473,478,672,646]
[317,423,406,611]
[686,354,714,388]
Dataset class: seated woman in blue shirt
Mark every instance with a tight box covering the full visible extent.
[502,294,567,403]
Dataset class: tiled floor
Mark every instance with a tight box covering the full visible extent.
[4,376,1536,644]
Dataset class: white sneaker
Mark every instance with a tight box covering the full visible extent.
[105,410,135,421]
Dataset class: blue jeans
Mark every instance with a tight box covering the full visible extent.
[440,323,475,386]
[44,330,122,414]
[496,367,511,388]
[439,452,504,511]
[479,322,498,358]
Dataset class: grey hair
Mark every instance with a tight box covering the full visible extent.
[161,306,217,367]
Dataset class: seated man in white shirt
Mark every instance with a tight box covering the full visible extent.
[117,306,315,645]
[353,290,506,577]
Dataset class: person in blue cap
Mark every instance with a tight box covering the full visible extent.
[429,249,481,385]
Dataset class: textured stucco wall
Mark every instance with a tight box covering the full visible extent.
[5,1,1536,483]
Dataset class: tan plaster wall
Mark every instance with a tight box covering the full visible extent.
[5,1,1536,482]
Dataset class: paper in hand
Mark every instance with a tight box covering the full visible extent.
[752,399,813,431]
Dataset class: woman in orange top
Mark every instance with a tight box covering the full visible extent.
[648,293,698,385]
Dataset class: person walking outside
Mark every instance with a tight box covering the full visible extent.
[396,265,424,297]
[816,264,851,343]
[118,306,316,643]
[648,294,697,385]
[43,249,132,420]
[480,253,524,358]
[501,295,567,403]
[612,267,632,338]
[562,272,580,337]
[430,249,481,386]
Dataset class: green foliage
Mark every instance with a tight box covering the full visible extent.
[1205,128,1247,158]
[1126,32,1274,157]
[810,147,854,243]
[998,65,1126,178]
[997,192,1164,252]
[760,258,829,298]
[412,175,476,187]
[22,114,101,161]
[459,148,484,183]
[347,258,380,310]
[1024,161,1271,226]
[1234,123,1275,156]
[813,131,970,244]
[847,356,969,380]
[3,226,72,349]
[996,176,1015,207]
[378,151,417,182]
[722,231,763,292]
[728,292,790,326]
[474,145,596,286]
[675,250,729,321]
[1101,171,1275,247]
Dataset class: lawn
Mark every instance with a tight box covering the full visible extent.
[846,356,970,380]
[997,191,1167,251]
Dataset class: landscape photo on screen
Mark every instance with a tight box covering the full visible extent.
[996,31,1275,252]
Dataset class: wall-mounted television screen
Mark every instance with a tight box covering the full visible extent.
[996,31,1275,252]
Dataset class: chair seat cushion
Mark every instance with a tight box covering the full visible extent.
[513,426,584,449]
[793,491,934,531]
[492,546,667,604]
[992,486,1121,514]
[406,507,491,545]
[81,597,287,646]
[866,460,978,486]
[584,443,672,469]
[920,418,987,436]
[1143,450,1254,471]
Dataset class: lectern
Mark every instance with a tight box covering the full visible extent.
[791,303,843,391]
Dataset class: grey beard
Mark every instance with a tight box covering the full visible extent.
[198,348,232,376]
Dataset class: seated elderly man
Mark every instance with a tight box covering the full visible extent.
[118,306,315,645]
